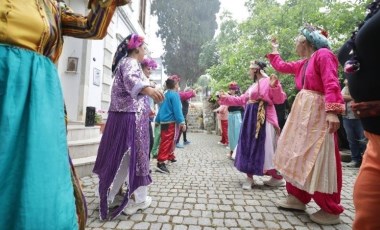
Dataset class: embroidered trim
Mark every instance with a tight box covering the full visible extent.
[326,103,345,114]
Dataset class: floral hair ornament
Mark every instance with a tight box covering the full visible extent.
[127,34,144,50]
[141,58,158,70]
[228,81,239,90]
[168,75,181,83]
[300,24,330,50]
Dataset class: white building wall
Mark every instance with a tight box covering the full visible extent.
[59,0,156,122]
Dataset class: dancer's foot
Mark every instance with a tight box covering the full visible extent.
[264,178,286,187]
[309,209,341,225]
[242,178,254,190]
[123,196,152,215]
[276,195,306,211]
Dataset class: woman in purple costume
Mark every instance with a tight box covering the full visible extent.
[219,60,286,190]
[93,34,164,220]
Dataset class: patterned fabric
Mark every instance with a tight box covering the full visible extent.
[0,0,125,63]
[274,90,338,193]
[300,24,330,50]
[109,57,150,112]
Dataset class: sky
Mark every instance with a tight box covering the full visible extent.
[148,0,250,58]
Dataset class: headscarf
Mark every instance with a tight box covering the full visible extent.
[112,33,144,72]
[300,24,330,50]
[141,57,158,70]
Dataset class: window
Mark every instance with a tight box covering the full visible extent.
[139,0,146,29]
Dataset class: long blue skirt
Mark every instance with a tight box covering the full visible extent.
[0,44,78,229]
[228,111,242,151]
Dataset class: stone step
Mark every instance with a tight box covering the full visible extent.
[67,125,101,142]
[73,156,96,178]
[68,137,101,159]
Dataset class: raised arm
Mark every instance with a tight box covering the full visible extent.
[179,90,196,101]
[218,91,248,106]
[61,0,130,39]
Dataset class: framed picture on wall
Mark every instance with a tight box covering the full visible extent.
[66,57,78,73]
[93,68,101,86]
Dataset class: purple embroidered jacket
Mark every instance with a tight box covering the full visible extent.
[109,57,150,113]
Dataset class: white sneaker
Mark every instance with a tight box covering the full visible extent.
[123,196,152,215]
[242,178,254,190]
[264,178,286,187]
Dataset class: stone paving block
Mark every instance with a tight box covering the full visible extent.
[128,214,143,222]
[132,222,150,229]
[183,217,198,225]
[173,225,188,230]
[198,217,212,226]
[172,216,184,224]
[82,133,355,229]
[188,225,202,230]
[144,214,158,222]
[265,220,281,229]
[224,219,238,227]
[157,215,171,223]
[116,221,134,229]
[102,221,118,228]
[161,224,173,230]
[212,218,224,227]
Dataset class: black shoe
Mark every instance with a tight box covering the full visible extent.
[170,159,177,163]
[155,163,170,174]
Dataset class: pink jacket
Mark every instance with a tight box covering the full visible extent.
[267,48,344,113]
[219,77,286,128]
[214,105,229,120]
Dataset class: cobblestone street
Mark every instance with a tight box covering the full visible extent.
[82,132,357,230]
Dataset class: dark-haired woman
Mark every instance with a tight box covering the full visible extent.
[268,25,344,225]
[338,1,380,228]
[93,34,164,220]
[155,75,186,174]
[0,0,131,228]
[219,61,286,190]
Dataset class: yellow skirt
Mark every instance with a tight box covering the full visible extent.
[274,89,338,194]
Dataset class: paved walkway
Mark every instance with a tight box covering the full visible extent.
[82,132,357,230]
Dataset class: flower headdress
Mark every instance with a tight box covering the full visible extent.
[141,58,158,70]
[228,81,239,90]
[168,75,181,83]
[112,33,144,73]
[300,24,330,50]
[128,34,144,50]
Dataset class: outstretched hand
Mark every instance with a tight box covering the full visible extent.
[141,87,164,103]
[271,37,279,54]
[269,74,279,88]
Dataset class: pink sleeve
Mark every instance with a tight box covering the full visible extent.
[219,92,248,106]
[266,53,303,75]
[179,91,196,101]
[316,50,345,113]
[269,83,286,104]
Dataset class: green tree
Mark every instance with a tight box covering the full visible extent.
[205,0,370,105]
[151,0,220,88]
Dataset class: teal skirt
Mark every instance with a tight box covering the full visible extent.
[0,44,78,229]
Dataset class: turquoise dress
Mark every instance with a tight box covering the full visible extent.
[0,45,78,229]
